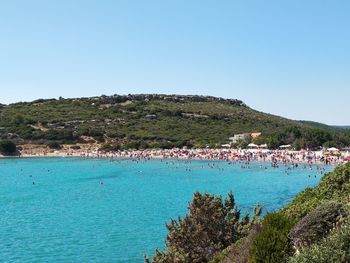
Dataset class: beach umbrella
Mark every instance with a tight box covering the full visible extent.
[327,147,339,152]
[279,145,292,149]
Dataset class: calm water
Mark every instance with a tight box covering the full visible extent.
[0,158,332,262]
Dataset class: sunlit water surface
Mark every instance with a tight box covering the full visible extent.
[0,158,333,262]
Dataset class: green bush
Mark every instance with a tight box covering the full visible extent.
[46,141,62,149]
[289,202,348,251]
[99,143,121,151]
[282,163,350,220]
[0,140,17,155]
[289,223,350,263]
[70,145,81,150]
[121,141,141,150]
[249,213,294,263]
[210,224,262,263]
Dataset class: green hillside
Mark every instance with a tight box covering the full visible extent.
[333,125,350,130]
[0,94,349,149]
[300,121,345,131]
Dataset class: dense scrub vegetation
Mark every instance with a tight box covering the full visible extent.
[148,163,350,263]
[0,140,17,155]
[288,202,348,251]
[289,223,350,263]
[209,225,261,263]
[248,213,295,263]
[282,164,350,219]
[0,94,349,149]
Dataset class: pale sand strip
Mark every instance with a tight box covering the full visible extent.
[1,144,348,165]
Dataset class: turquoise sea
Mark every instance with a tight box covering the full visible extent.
[0,158,333,262]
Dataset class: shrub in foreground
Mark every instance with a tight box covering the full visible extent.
[249,213,294,263]
[145,192,262,263]
[289,202,348,251]
[289,222,350,263]
[210,223,262,263]
[282,163,350,219]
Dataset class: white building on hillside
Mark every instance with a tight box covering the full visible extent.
[229,134,250,144]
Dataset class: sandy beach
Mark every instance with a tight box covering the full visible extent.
[3,144,347,166]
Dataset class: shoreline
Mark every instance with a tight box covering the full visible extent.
[0,155,341,170]
[2,145,348,166]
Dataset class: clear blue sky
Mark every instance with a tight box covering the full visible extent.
[0,0,349,125]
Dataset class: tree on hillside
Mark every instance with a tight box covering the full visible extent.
[0,140,17,155]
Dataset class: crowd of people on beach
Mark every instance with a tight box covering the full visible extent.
[16,143,350,168]
[67,148,348,166]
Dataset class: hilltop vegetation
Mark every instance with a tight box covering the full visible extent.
[0,94,349,149]
[334,126,350,130]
